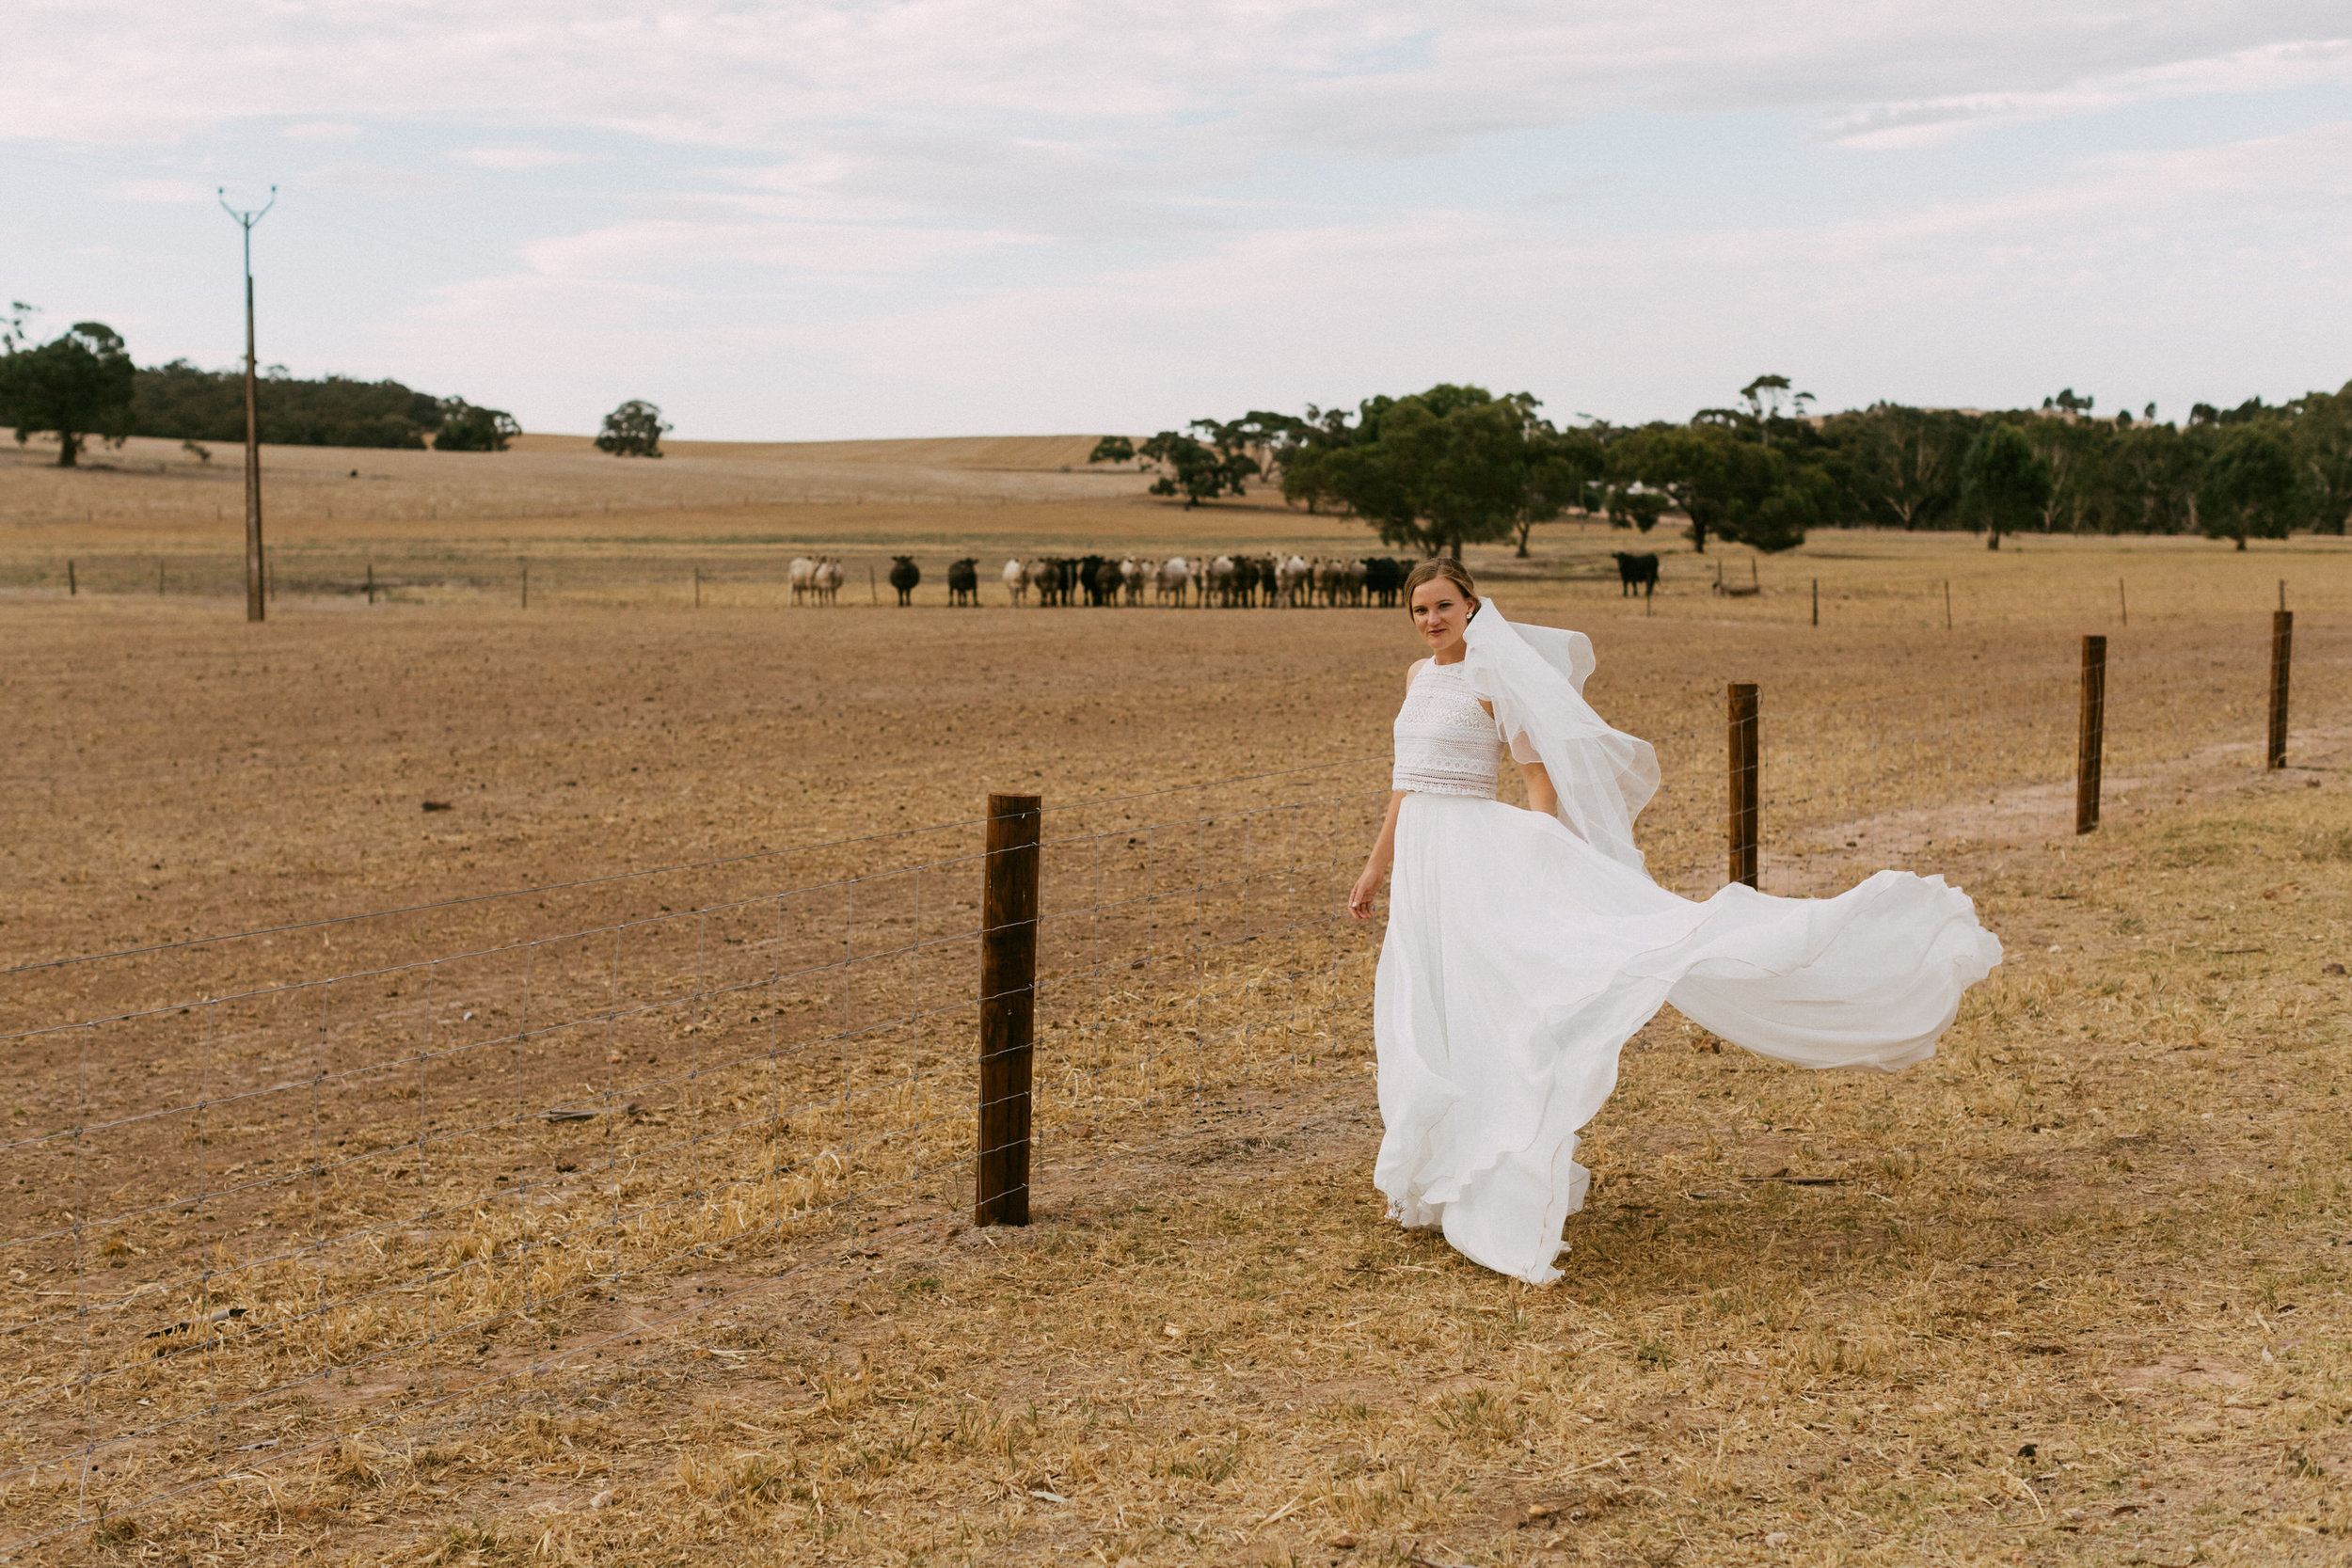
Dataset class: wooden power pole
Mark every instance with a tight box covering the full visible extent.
[219,186,276,624]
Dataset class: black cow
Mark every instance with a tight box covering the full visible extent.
[1038,557,1078,607]
[888,555,921,606]
[946,558,979,606]
[1612,551,1660,597]
[1363,556,1406,608]
[1084,555,1121,607]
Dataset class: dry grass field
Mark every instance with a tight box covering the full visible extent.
[3,435,2350,1566]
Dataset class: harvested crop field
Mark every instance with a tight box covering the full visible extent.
[4,436,2350,1565]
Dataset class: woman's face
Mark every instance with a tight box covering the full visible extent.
[1408,578,1474,658]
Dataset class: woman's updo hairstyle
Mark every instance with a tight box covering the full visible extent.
[1402,557,1481,617]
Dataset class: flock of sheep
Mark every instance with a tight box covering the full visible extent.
[787,554,1414,608]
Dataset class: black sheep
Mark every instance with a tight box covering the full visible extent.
[889,555,921,606]
[1248,556,1276,607]
[946,558,979,606]
[1081,555,1117,607]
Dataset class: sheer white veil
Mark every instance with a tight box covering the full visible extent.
[1458,600,1660,873]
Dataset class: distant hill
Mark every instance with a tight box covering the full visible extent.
[508,433,1112,470]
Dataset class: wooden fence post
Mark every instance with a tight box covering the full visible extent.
[1727,683,1758,889]
[977,792,1041,1227]
[2076,635,2106,834]
[2268,610,2293,770]
[67,560,75,596]
[365,562,375,606]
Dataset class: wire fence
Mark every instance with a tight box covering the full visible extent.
[2,615,2344,1551]
[5,550,1393,611]
[9,546,2346,627]
[1631,619,2349,897]
[0,761,1387,1553]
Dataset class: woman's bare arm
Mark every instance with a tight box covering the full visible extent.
[1350,791,1406,920]
[1351,661,1424,920]
[1520,757,1559,817]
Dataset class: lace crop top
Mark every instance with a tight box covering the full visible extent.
[1391,658,1503,798]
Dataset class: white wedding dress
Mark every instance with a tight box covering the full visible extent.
[1373,606,2002,1285]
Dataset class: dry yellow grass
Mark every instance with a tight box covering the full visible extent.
[3,448,2349,1564]
[508,433,1115,470]
[17,772,2344,1567]
[0,434,1136,540]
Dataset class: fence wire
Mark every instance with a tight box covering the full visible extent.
[1633,621,2349,897]
[1,618,2341,1551]
[0,760,1390,1553]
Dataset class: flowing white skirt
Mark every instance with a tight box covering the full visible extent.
[1372,792,2003,1285]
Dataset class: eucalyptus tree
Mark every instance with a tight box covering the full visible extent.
[2287,383,2352,534]
[1822,404,1975,530]
[596,399,671,457]
[1959,422,2051,549]
[1611,387,1831,555]
[2199,422,2296,549]
[1136,429,1257,506]
[0,317,135,467]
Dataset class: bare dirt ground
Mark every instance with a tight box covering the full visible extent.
[4,438,2350,1564]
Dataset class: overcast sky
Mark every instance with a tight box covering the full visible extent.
[7,3,2350,440]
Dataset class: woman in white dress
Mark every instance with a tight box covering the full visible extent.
[1348,560,2001,1285]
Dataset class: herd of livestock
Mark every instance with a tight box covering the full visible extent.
[783,550,1673,607]
[785,554,1419,608]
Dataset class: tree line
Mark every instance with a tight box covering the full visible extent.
[1099,377,2352,554]
[0,305,517,464]
[128,359,519,451]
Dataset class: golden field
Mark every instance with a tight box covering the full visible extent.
[2,433,2349,1566]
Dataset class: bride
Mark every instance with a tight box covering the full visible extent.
[1348,559,2001,1285]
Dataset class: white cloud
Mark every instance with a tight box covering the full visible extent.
[1823,38,2352,148]
[448,145,583,170]
[598,120,2352,434]
[731,137,1232,242]
[111,178,211,203]
[304,162,462,197]
[510,214,1032,280]
[16,5,2352,244]
[9,3,2345,150]
[13,2,2352,436]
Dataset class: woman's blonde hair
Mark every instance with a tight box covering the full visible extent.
[1402,557,1481,614]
